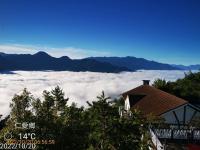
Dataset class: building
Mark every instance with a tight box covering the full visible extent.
[122,80,200,126]
[121,80,200,149]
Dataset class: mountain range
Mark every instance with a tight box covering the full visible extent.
[88,56,178,71]
[0,51,199,73]
[0,52,129,73]
[171,64,200,70]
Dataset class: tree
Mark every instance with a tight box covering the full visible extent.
[0,115,9,131]
[152,79,168,90]
[10,88,33,122]
[0,87,151,150]
[153,71,200,104]
[86,91,150,150]
[31,86,88,150]
[0,89,34,144]
[0,86,88,149]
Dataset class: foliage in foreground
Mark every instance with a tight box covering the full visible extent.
[153,71,200,104]
[0,86,150,150]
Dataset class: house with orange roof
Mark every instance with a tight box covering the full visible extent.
[121,80,200,149]
[122,80,200,126]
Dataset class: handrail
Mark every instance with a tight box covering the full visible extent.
[149,128,164,150]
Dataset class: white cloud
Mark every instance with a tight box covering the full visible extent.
[0,44,110,59]
[0,44,38,54]
[0,70,188,117]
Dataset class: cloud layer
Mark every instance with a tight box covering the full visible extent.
[0,70,188,117]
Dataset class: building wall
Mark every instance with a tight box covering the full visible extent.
[124,96,130,111]
[161,104,200,125]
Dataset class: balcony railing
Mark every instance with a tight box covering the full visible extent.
[153,128,200,140]
[119,106,132,117]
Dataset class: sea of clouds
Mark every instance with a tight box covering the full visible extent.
[0,70,191,117]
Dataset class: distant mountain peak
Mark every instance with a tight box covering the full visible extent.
[0,52,6,56]
[59,56,71,60]
[34,51,50,57]
[34,51,48,55]
[125,56,136,58]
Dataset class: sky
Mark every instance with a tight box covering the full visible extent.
[0,0,200,65]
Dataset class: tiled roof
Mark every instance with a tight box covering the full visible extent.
[122,85,188,116]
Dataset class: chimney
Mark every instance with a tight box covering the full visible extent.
[142,80,150,85]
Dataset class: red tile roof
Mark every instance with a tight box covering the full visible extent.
[122,85,188,116]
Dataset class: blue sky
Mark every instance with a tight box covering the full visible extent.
[0,0,200,65]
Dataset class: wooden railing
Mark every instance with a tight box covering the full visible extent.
[153,128,200,140]
[118,106,132,117]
